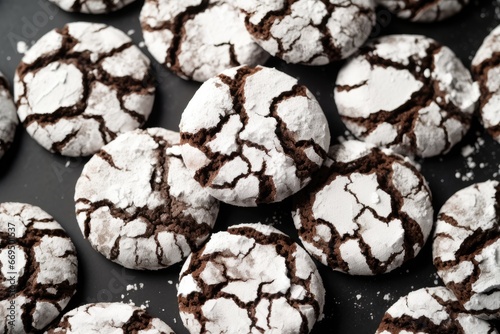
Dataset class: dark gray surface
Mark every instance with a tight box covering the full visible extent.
[0,0,499,332]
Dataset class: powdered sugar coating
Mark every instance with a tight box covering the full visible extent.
[472,25,500,144]
[178,223,325,333]
[48,0,136,13]
[433,180,500,319]
[0,203,77,333]
[14,22,155,157]
[237,0,375,65]
[293,140,434,275]
[335,34,479,158]
[180,65,330,207]
[0,72,18,159]
[376,287,498,333]
[75,128,219,270]
[377,0,470,22]
[47,302,175,333]
[140,0,269,82]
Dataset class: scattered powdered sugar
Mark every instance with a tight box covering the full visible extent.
[383,293,392,301]
[17,41,28,54]
[454,133,496,181]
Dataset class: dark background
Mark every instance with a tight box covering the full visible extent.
[0,0,499,332]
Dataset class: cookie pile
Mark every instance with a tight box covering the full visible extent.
[0,0,498,333]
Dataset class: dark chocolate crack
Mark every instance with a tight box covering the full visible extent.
[338,38,472,156]
[70,0,131,13]
[75,131,213,268]
[141,0,243,79]
[433,182,500,316]
[385,0,468,21]
[0,204,77,333]
[293,146,430,275]
[16,24,155,155]
[376,288,482,333]
[242,0,373,63]
[178,225,322,334]
[180,65,326,205]
[471,51,500,140]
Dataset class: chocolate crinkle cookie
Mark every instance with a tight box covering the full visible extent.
[335,34,479,158]
[236,0,375,65]
[293,140,434,275]
[14,22,155,157]
[46,302,175,333]
[140,0,269,82]
[178,223,325,334]
[0,72,17,160]
[377,0,470,22]
[433,180,500,320]
[179,65,330,207]
[376,287,499,334]
[48,0,136,14]
[75,128,219,270]
[472,25,500,144]
[0,203,78,333]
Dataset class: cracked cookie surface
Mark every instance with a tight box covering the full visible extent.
[236,0,375,65]
[177,223,325,334]
[74,128,219,270]
[14,22,155,157]
[335,34,479,157]
[376,287,498,333]
[292,140,433,275]
[433,180,500,320]
[140,0,269,82]
[0,72,17,160]
[179,65,330,207]
[472,25,500,144]
[0,202,77,333]
[46,302,175,333]
[48,0,136,14]
[377,0,469,22]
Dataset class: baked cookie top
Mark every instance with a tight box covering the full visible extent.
[180,65,330,207]
[472,25,500,144]
[15,22,155,157]
[48,0,136,14]
[0,72,17,160]
[433,180,500,320]
[46,302,175,333]
[178,223,325,334]
[140,0,269,82]
[377,0,470,22]
[293,140,434,275]
[376,287,499,333]
[75,128,219,270]
[237,0,375,65]
[335,34,479,157]
[0,202,78,333]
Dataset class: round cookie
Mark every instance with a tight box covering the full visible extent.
[74,128,219,270]
[140,0,269,82]
[292,140,434,275]
[377,0,470,22]
[376,287,499,334]
[472,25,500,144]
[46,302,175,333]
[179,65,330,207]
[177,223,325,334]
[236,0,375,65]
[48,0,136,14]
[433,180,500,319]
[14,22,155,157]
[335,34,479,158]
[0,72,18,160]
[0,202,78,333]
